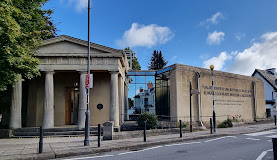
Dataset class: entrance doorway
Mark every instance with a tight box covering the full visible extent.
[65,88,79,125]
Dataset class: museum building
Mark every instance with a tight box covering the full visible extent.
[8,35,266,129]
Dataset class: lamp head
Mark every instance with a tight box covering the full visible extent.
[210,65,214,70]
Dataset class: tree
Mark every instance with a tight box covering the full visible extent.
[124,47,141,70]
[0,0,57,91]
[148,50,168,70]
[131,58,141,70]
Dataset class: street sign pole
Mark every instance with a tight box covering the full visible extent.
[84,0,91,146]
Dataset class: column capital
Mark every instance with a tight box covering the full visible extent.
[79,71,88,74]
[44,71,55,75]
[109,71,119,75]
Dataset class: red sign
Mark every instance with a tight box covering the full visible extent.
[85,74,93,88]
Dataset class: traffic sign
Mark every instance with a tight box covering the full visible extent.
[85,74,93,88]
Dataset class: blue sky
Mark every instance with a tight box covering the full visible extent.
[44,0,277,75]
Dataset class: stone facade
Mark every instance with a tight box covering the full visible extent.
[169,64,265,123]
[8,36,266,129]
[10,35,129,129]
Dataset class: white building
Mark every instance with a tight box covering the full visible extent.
[252,68,277,117]
[134,82,155,114]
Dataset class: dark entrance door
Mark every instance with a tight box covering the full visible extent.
[65,88,79,125]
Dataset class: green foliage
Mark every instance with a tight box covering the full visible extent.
[131,58,141,70]
[124,47,141,70]
[177,121,187,128]
[148,50,168,70]
[231,115,243,122]
[137,112,158,129]
[0,0,57,91]
[217,118,233,128]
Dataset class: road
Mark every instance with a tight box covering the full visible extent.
[61,130,277,160]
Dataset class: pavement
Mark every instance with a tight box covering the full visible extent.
[0,122,277,160]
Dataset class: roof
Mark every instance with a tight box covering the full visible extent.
[252,69,277,90]
[42,35,123,54]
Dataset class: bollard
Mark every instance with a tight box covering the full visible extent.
[273,138,277,159]
[179,120,183,138]
[144,121,146,142]
[39,126,43,153]
[98,124,101,147]
[210,118,213,134]
[275,115,276,126]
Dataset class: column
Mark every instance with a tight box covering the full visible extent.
[42,71,54,129]
[78,72,87,129]
[9,75,22,129]
[110,71,119,127]
[121,76,125,124]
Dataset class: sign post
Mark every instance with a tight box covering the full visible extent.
[84,0,91,146]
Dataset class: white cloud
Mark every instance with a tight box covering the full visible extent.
[207,12,224,25]
[235,33,246,41]
[202,31,277,75]
[203,52,232,70]
[59,0,88,12]
[227,31,277,75]
[117,23,174,48]
[200,12,224,27]
[206,31,225,45]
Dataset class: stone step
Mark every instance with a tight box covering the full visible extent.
[11,134,98,139]
[13,126,99,133]
[13,130,100,137]
[10,126,103,138]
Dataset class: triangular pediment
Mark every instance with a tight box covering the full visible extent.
[36,35,122,56]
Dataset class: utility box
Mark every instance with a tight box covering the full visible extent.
[103,121,114,140]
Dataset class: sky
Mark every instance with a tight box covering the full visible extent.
[43,0,277,75]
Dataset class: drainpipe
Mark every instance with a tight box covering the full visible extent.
[196,72,201,121]
[253,81,257,121]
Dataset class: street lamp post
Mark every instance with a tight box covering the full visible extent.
[84,0,91,146]
[210,65,216,133]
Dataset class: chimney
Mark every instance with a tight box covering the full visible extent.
[266,68,276,75]
[147,81,153,90]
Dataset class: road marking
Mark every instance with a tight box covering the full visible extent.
[266,134,277,138]
[118,146,163,155]
[256,149,273,160]
[64,155,114,160]
[165,142,201,147]
[244,131,275,136]
[204,136,237,143]
[246,138,260,141]
[141,146,163,151]
[118,151,138,155]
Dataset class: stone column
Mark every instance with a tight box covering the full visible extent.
[43,71,54,129]
[121,76,125,124]
[78,72,87,129]
[9,75,22,129]
[110,71,119,128]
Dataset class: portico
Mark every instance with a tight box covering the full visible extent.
[9,35,128,129]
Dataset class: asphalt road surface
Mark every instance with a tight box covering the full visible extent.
[61,130,277,160]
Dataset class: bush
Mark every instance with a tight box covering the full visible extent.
[177,121,187,128]
[137,112,158,129]
[217,118,233,128]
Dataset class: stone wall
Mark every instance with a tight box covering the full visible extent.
[170,64,265,123]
